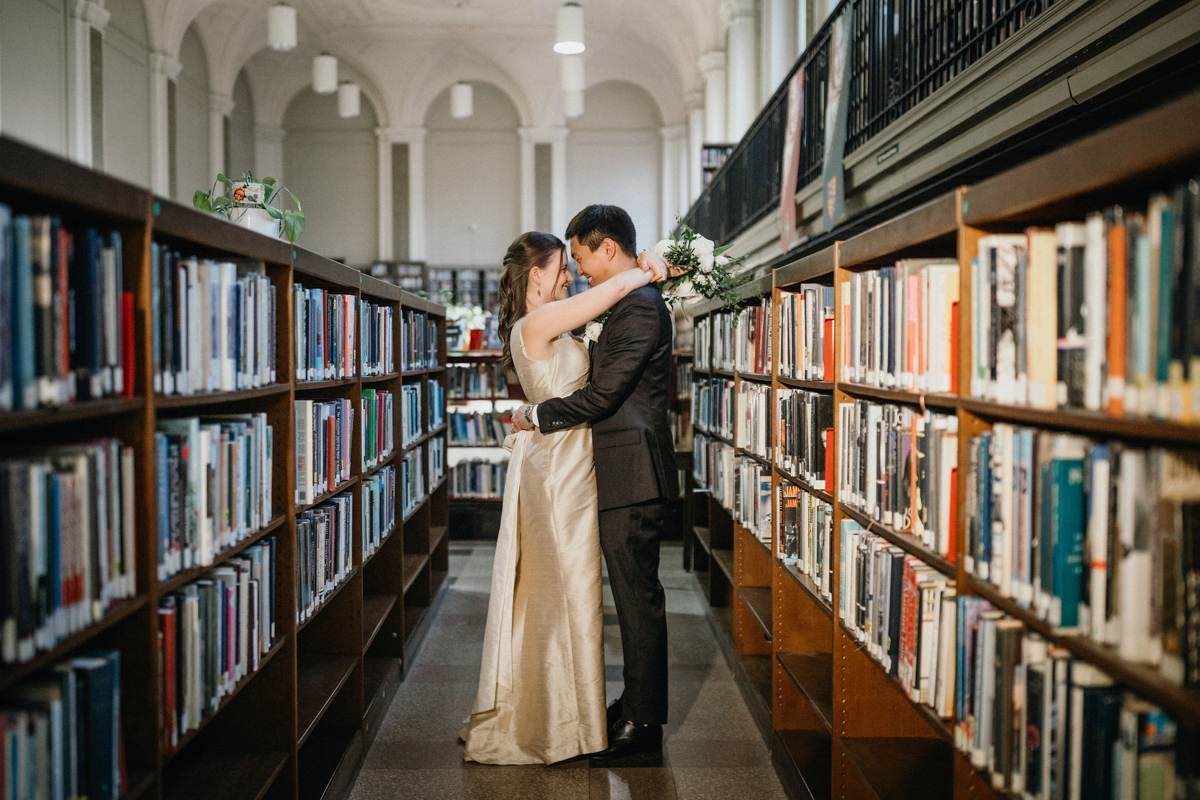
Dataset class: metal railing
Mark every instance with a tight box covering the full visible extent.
[684,0,1058,242]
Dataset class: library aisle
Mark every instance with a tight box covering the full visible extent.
[349,543,787,800]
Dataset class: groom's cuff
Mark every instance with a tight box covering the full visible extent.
[530,404,540,428]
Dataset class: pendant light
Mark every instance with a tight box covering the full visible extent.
[560,55,584,93]
[564,90,584,119]
[338,81,360,118]
[450,82,473,119]
[267,4,297,51]
[312,53,338,94]
[554,2,585,54]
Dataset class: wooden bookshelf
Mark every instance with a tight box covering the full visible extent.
[0,135,449,800]
[685,89,1200,799]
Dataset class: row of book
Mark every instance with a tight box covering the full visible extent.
[401,384,422,448]
[429,379,445,431]
[837,400,959,561]
[156,414,274,581]
[957,597,1198,800]
[673,362,692,401]
[778,284,834,382]
[400,309,438,372]
[777,483,834,602]
[735,381,771,459]
[840,518,957,715]
[362,465,396,559]
[153,248,277,396]
[293,286,357,383]
[1,209,133,410]
[401,446,425,517]
[966,427,1200,684]
[692,378,733,440]
[776,388,832,489]
[708,312,735,372]
[296,494,353,624]
[295,399,355,506]
[0,440,137,665]
[159,537,276,751]
[448,411,508,447]
[971,183,1200,420]
[692,433,720,491]
[429,437,445,488]
[734,300,771,375]
[360,300,394,377]
[733,456,771,546]
[1,649,126,800]
[449,458,506,499]
[361,389,394,470]
[840,260,960,393]
[703,438,738,513]
[447,362,507,399]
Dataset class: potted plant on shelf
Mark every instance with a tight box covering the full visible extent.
[193,172,306,242]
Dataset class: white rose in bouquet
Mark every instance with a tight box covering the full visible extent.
[654,221,749,310]
[694,235,715,274]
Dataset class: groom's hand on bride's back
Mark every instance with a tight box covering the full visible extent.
[512,404,536,432]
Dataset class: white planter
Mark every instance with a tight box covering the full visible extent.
[231,206,282,239]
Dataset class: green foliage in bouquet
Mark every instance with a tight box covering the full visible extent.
[193,171,306,243]
[658,223,751,311]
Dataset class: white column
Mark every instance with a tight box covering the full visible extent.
[659,126,686,238]
[518,129,538,232]
[67,0,110,167]
[686,94,705,201]
[376,128,393,261]
[796,0,809,57]
[385,128,427,262]
[549,131,568,239]
[766,0,794,97]
[253,124,285,186]
[209,92,234,179]
[699,51,727,144]
[724,0,757,143]
[676,127,689,216]
[149,52,182,196]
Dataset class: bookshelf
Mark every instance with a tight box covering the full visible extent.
[0,135,448,800]
[686,89,1200,800]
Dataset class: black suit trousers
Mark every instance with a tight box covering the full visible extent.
[599,500,669,726]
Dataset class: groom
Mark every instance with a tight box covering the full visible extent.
[513,204,677,763]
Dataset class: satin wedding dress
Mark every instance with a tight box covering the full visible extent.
[461,317,607,764]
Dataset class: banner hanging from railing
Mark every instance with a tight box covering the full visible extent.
[821,10,852,232]
[780,66,805,253]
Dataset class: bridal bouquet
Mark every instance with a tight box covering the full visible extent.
[654,223,749,309]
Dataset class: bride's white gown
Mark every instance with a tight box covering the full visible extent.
[461,317,607,764]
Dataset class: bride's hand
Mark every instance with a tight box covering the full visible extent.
[636,250,669,282]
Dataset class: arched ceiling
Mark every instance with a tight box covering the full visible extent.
[144,0,725,128]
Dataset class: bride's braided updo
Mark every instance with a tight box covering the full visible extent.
[497,231,566,370]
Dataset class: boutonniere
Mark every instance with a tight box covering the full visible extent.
[583,312,610,344]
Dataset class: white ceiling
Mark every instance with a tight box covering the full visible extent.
[148,0,725,128]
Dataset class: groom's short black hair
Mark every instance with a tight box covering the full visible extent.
[565,205,637,258]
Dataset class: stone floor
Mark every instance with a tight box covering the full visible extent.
[349,542,788,800]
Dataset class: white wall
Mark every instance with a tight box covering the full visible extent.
[283,88,379,265]
[0,0,68,156]
[229,70,256,179]
[103,0,151,186]
[425,82,520,266]
[567,81,663,248]
[174,26,210,203]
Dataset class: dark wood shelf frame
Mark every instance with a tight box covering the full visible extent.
[738,586,773,641]
[776,652,833,730]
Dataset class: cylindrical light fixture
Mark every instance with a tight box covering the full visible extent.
[450,82,473,119]
[267,4,297,51]
[312,53,338,94]
[554,2,584,54]
[564,89,584,118]
[560,55,584,93]
[338,81,360,118]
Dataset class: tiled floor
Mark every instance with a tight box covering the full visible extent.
[350,542,788,800]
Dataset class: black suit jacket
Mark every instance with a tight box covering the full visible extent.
[537,286,679,511]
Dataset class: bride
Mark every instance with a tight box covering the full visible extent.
[461,231,665,765]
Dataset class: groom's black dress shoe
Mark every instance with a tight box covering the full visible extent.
[589,720,663,765]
